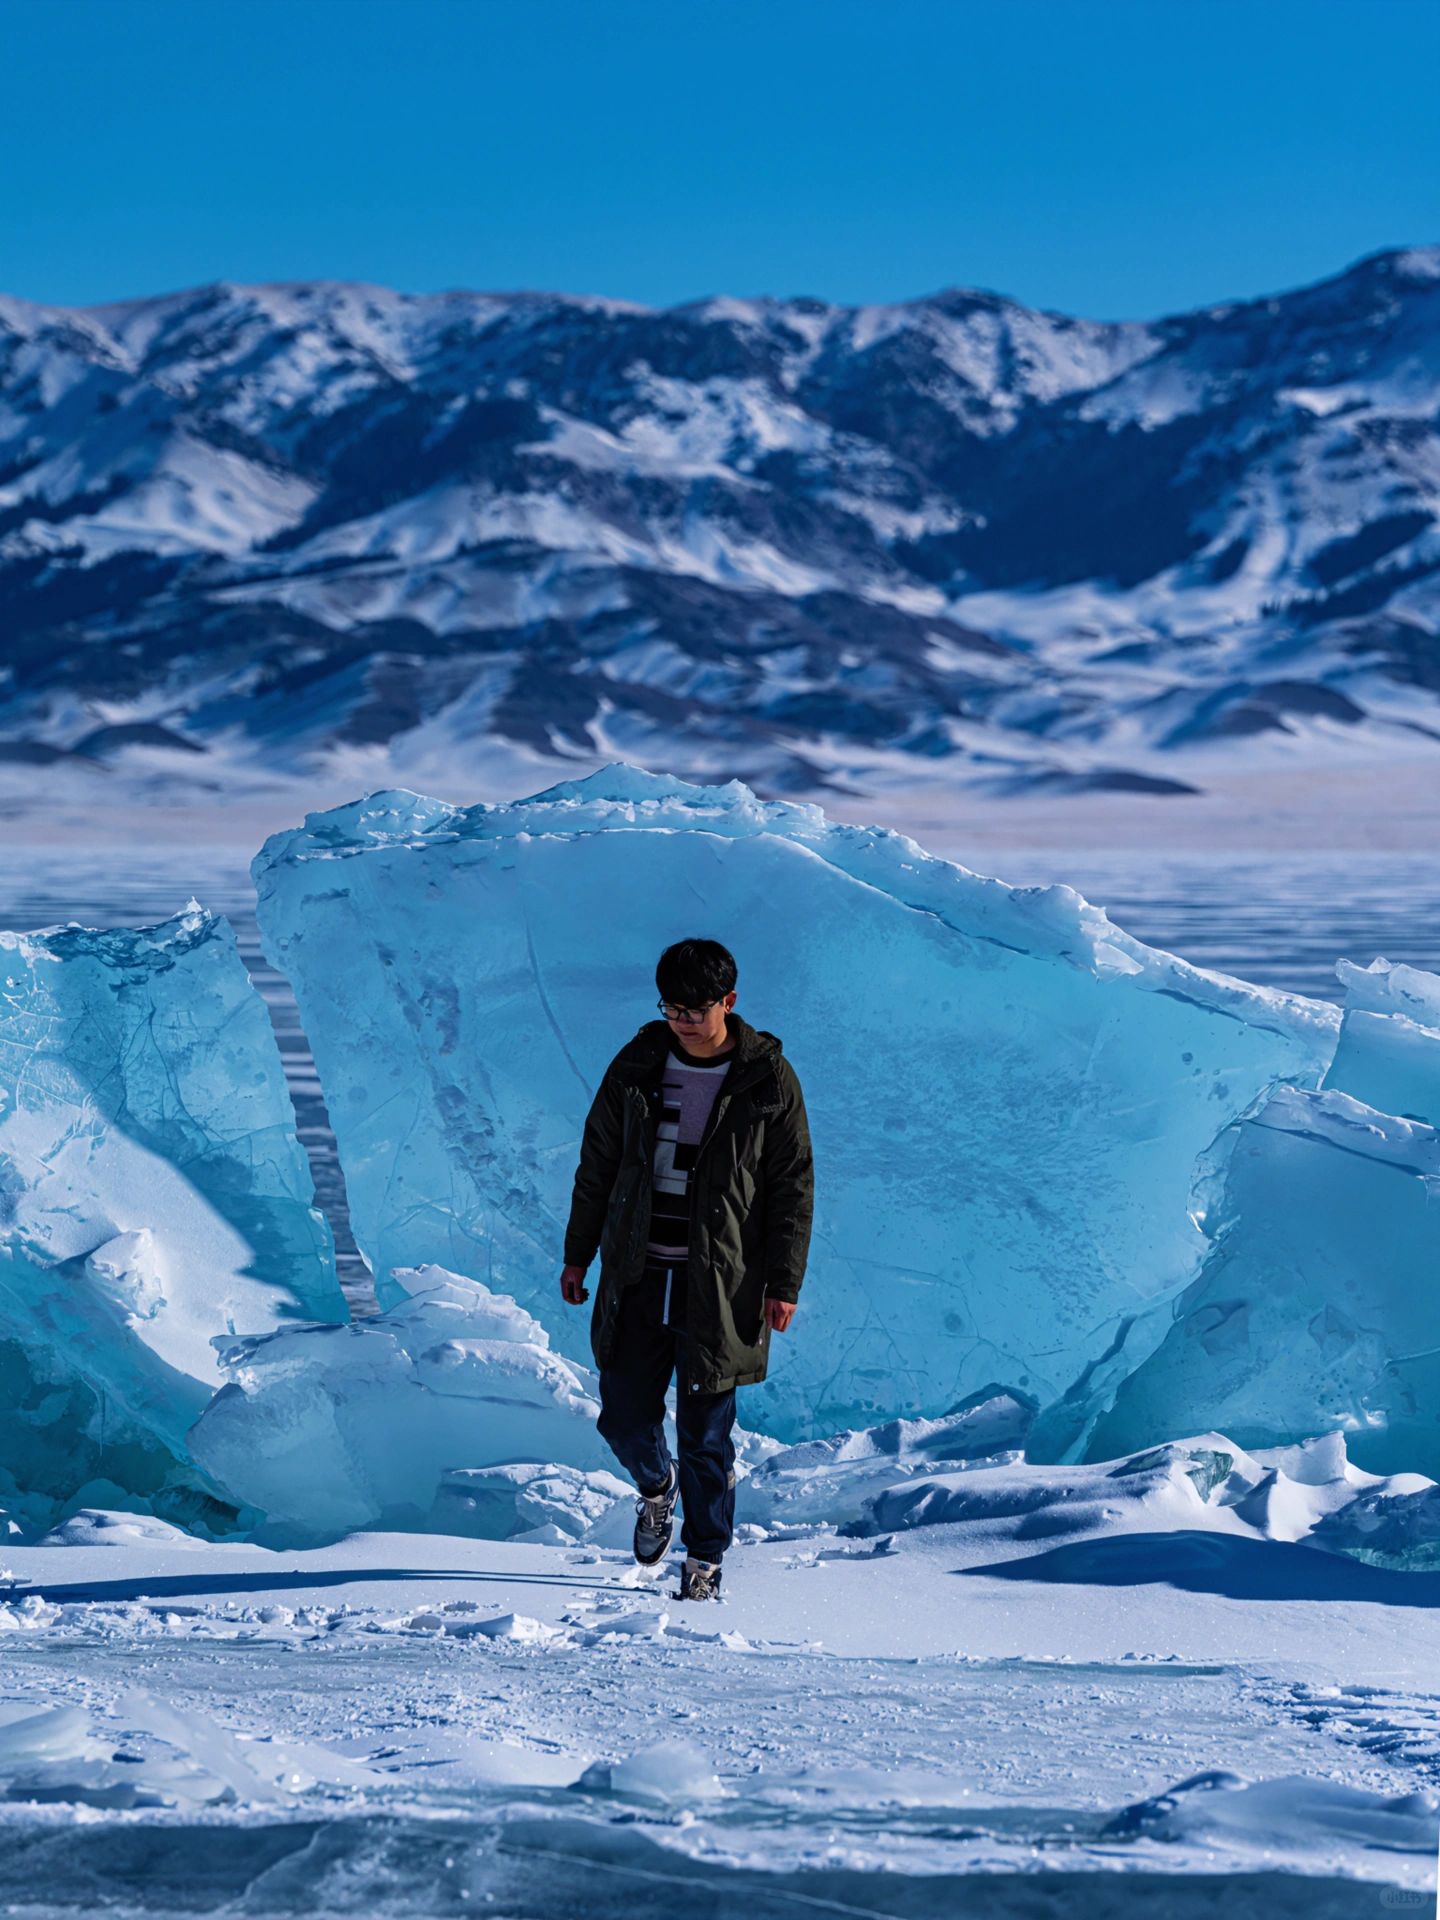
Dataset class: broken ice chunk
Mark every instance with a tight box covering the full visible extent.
[0,904,343,1534]
[1090,1087,1440,1477]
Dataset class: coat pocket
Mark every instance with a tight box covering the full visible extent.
[718,1259,768,1352]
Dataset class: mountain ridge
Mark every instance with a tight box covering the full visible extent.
[1,244,1437,805]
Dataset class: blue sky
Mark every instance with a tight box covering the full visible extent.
[4,0,1437,319]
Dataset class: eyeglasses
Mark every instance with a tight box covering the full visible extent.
[657,997,721,1024]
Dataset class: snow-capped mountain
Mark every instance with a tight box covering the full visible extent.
[1,245,1438,802]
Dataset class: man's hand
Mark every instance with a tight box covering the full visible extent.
[763,1296,796,1333]
[560,1263,590,1305]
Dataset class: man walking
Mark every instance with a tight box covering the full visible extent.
[560,937,814,1601]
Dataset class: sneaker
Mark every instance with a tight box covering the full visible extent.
[676,1555,723,1602]
[632,1463,678,1566]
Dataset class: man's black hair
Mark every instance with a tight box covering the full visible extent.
[656,937,737,1007]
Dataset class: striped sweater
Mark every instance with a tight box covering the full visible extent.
[646,1040,734,1260]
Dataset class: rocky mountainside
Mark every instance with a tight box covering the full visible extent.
[1,246,1437,802]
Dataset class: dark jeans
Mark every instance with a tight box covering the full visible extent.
[596,1255,737,1564]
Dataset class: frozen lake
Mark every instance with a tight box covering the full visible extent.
[3,845,1438,1312]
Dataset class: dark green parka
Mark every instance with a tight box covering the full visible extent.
[563,1011,814,1395]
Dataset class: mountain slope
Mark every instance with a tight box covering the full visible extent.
[1,247,1438,802]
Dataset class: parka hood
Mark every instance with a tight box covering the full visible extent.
[613,1010,783,1091]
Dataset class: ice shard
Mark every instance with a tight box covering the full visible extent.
[1322,957,1440,1128]
[0,904,342,1532]
[1093,957,1440,1478]
[1089,1085,1440,1478]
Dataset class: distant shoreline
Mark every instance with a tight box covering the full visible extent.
[1,756,1430,858]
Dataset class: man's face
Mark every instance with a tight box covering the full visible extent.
[662,989,735,1050]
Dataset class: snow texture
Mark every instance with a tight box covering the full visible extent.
[839,1428,1436,1554]
[1102,1770,1438,1857]
[733,1387,1034,1533]
[1,1425,1437,1908]
[0,903,342,1534]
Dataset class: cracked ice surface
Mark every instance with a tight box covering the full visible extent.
[0,903,343,1532]
[253,765,1336,1447]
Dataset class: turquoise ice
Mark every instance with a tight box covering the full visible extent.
[0,904,342,1532]
[6,768,1435,1543]
[1093,961,1440,1476]
[1322,958,1440,1127]
[253,766,1336,1447]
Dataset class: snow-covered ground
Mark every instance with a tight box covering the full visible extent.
[4,1469,1438,1915]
